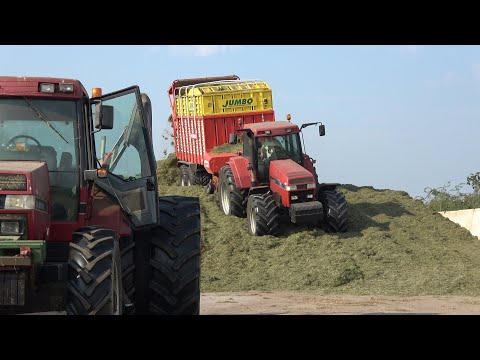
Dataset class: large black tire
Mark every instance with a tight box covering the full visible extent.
[119,236,135,313]
[319,190,348,233]
[147,196,201,315]
[191,168,212,186]
[179,165,191,186]
[66,226,122,315]
[218,165,247,217]
[246,193,279,236]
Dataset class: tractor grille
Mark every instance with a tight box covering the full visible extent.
[290,190,315,204]
[0,174,27,191]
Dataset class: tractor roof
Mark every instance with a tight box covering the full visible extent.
[0,76,87,99]
[242,121,299,136]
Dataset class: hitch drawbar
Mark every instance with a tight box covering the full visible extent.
[0,239,45,306]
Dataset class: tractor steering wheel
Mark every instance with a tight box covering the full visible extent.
[6,135,42,151]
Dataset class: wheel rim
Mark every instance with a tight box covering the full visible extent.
[181,172,191,186]
[220,182,230,215]
[249,204,257,234]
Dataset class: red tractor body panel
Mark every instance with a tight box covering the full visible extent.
[269,160,316,207]
[202,152,236,175]
[0,76,86,99]
[48,184,89,242]
[269,159,315,185]
[87,190,132,239]
[302,155,316,177]
[227,156,252,189]
[242,121,300,137]
[0,161,50,240]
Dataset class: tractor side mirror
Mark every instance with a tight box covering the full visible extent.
[319,124,326,136]
[229,133,237,144]
[95,104,114,130]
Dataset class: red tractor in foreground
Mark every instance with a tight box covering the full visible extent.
[0,76,201,314]
[168,75,348,236]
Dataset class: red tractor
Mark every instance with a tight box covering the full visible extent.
[0,76,201,314]
[218,120,348,235]
[168,75,347,236]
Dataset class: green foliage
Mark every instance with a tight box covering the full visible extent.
[156,153,180,188]
[422,174,480,211]
[467,172,480,195]
[160,115,174,157]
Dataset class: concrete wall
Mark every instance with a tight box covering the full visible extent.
[439,208,480,238]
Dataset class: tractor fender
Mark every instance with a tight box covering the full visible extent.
[227,157,251,189]
[303,154,316,175]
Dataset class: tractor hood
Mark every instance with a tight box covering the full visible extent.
[269,159,315,187]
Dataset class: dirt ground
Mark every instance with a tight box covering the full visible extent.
[200,292,480,315]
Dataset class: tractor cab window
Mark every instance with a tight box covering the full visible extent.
[92,87,158,228]
[256,134,302,164]
[0,98,80,221]
[255,134,303,183]
[93,93,148,181]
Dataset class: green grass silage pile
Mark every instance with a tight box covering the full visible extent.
[156,153,180,187]
[157,156,480,296]
[211,143,243,154]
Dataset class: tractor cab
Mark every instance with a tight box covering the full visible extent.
[241,121,305,184]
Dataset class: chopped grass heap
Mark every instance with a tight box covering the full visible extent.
[211,143,243,154]
[156,153,180,187]
[157,156,480,296]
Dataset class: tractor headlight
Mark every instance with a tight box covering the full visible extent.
[4,195,36,209]
[285,183,315,191]
[0,214,27,238]
[1,221,20,234]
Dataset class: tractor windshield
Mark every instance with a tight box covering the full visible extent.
[256,133,303,164]
[0,98,79,221]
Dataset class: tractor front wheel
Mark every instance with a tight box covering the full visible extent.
[318,190,348,233]
[66,226,123,315]
[246,193,279,236]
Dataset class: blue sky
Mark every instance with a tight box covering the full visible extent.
[1,45,479,198]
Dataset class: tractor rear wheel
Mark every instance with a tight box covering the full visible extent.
[218,165,247,217]
[319,190,348,233]
[147,196,201,315]
[180,165,191,186]
[191,168,211,186]
[246,193,279,236]
[66,226,123,315]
